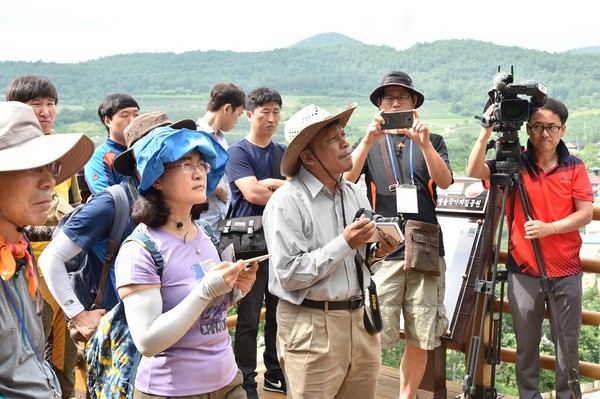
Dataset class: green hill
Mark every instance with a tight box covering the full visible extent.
[2,35,600,174]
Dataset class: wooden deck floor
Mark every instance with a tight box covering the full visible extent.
[255,360,518,399]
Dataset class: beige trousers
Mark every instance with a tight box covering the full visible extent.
[276,300,381,399]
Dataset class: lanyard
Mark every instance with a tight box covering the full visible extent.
[1,277,60,397]
[385,134,415,185]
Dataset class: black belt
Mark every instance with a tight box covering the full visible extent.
[301,296,364,310]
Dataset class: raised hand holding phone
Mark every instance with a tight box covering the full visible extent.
[380,110,414,130]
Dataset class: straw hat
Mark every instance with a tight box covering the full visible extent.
[281,102,357,177]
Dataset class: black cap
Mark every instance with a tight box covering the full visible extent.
[370,71,425,108]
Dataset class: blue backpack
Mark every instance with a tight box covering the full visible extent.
[85,220,217,399]
[85,233,162,399]
[53,184,130,310]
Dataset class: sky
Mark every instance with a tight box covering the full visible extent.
[1,0,598,64]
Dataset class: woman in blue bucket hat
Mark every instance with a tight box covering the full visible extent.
[114,125,257,398]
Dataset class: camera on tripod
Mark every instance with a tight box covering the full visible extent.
[478,66,548,172]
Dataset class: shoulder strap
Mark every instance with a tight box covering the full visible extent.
[197,218,218,247]
[126,178,139,203]
[378,138,396,189]
[93,184,130,308]
[122,233,165,278]
[272,143,282,179]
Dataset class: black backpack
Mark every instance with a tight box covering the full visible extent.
[52,184,130,310]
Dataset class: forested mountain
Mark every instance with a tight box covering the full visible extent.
[2,33,600,174]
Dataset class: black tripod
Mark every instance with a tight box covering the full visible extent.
[462,170,582,399]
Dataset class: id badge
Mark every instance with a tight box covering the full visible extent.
[396,184,419,214]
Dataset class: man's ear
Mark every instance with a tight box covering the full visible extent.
[299,148,315,166]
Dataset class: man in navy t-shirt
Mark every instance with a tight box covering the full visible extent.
[226,87,287,398]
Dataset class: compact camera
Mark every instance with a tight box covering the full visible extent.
[354,208,404,243]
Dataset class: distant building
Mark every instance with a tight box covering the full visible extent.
[565,140,585,151]
[590,175,600,197]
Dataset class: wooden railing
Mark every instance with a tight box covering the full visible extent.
[226,205,600,395]
[493,247,600,380]
[436,204,600,396]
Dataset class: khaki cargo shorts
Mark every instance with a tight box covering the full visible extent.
[371,258,448,350]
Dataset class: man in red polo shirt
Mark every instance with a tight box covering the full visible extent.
[467,97,593,399]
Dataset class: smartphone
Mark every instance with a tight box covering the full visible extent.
[381,110,414,130]
[369,222,404,244]
[242,254,272,270]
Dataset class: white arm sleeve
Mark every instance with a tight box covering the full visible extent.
[38,231,86,318]
[123,270,231,357]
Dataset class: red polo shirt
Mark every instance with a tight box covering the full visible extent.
[487,140,593,277]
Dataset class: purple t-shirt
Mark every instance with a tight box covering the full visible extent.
[115,223,236,396]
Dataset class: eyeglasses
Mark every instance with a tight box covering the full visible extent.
[28,160,62,176]
[528,124,564,135]
[164,161,211,174]
[382,95,413,104]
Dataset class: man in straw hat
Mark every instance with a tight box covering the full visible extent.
[39,112,196,341]
[0,101,94,398]
[344,71,453,399]
[263,103,399,398]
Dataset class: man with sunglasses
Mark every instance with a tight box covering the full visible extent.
[467,97,593,399]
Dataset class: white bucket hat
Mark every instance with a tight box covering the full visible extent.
[0,101,94,185]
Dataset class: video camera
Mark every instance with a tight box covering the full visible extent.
[477,66,548,173]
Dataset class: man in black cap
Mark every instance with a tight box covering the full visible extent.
[344,71,453,399]
[265,103,399,398]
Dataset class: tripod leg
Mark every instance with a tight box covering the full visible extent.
[550,274,583,399]
[463,175,510,399]
[513,173,582,399]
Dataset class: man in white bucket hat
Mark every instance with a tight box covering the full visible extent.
[0,101,93,398]
[263,103,399,398]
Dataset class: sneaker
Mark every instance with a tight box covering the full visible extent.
[263,375,287,394]
[243,382,259,399]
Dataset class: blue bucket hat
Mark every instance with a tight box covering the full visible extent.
[132,126,229,196]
